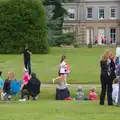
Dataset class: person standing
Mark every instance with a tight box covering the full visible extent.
[100,50,113,106]
[23,44,32,75]
[109,53,116,82]
[116,44,120,66]
[0,71,3,100]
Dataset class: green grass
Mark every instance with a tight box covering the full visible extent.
[1,101,120,120]
[0,46,116,84]
[0,87,119,120]
[0,46,117,120]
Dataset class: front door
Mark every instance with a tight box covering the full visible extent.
[98,28,105,44]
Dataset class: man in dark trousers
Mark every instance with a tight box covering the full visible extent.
[23,44,32,75]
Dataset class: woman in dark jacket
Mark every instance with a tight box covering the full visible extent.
[100,50,113,106]
[110,53,116,82]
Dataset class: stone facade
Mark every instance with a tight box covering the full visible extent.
[63,0,120,44]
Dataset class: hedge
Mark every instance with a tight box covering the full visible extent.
[0,0,49,54]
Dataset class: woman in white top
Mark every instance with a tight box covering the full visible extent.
[53,56,67,86]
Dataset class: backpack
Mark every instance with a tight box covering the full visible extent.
[76,88,84,100]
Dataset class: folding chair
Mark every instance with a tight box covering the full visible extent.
[3,80,22,103]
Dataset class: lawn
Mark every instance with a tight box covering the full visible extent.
[1,101,120,120]
[0,46,116,84]
[0,86,120,120]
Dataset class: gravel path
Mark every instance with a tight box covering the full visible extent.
[41,84,100,88]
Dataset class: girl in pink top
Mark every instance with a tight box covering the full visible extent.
[88,88,98,100]
[21,69,30,90]
[24,71,30,85]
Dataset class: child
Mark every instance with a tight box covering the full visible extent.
[116,44,120,66]
[53,56,67,86]
[21,69,30,90]
[58,55,71,85]
[23,69,30,85]
[88,87,98,100]
[0,71,3,99]
[75,87,84,100]
[3,72,15,100]
[112,78,119,103]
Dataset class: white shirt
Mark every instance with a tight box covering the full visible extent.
[112,84,119,103]
[60,61,66,74]
[116,47,120,57]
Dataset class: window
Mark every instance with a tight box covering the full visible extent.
[110,8,116,19]
[98,8,104,19]
[110,28,116,43]
[68,9,75,20]
[87,8,92,19]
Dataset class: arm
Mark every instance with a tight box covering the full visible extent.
[100,60,108,70]
[2,79,4,87]
[27,51,32,55]
[111,59,116,71]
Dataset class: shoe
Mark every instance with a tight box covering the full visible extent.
[52,78,55,83]
[8,95,11,99]
[19,98,27,102]
[33,97,38,101]
[66,83,70,86]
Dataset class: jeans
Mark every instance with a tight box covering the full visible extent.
[117,81,120,105]
[24,59,31,75]
[100,74,113,105]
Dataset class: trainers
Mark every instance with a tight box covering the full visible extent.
[8,95,11,99]
[66,83,70,86]
[19,98,27,102]
[52,78,55,83]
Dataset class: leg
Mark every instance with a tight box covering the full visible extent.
[117,81,120,105]
[27,60,31,75]
[100,75,107,105]
[107,81,113,105]
[24,59,28,70]
[55,74,65,81]
[31,93,38,100]
[64,74,67,84]
[21,90,25,99]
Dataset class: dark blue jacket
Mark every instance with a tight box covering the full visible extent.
[3,79,11,93]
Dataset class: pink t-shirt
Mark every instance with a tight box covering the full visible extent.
[65,65,70,73]
[23,72,30,85]
[89,92,98,100]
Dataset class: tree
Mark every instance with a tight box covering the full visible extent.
[44,0,68,46]
[0,0,49,54]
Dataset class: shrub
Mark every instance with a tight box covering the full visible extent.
[53,32,76,46]
[0,0,49,54]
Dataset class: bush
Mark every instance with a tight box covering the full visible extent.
[0,0,49,54]
[53,32,76,46]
